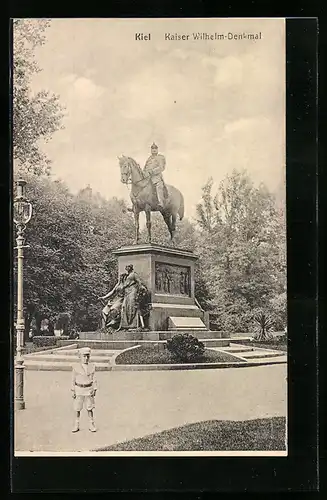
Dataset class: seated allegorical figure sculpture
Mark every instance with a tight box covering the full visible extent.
[99,265,149,330]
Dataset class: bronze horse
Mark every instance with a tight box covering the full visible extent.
[118,155,184,244]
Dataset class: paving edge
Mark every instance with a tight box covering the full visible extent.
[110,345,140,366]
[24,362,111,371]
[110,344,286,371]
[112,359,286,371]
[23,357,286,372]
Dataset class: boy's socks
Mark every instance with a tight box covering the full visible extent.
[72,419,80,433]
[89,419,96,432]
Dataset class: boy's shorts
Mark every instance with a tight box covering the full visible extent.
[74,395,95,411]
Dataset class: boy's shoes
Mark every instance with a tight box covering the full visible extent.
[72,421,80,433]
[89,421,97,432]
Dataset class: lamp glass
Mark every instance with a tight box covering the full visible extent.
[13,200,33,226]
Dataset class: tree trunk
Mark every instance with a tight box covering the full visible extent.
[36,315,41,336]
[24,311,33,343]
[48,320,55,336]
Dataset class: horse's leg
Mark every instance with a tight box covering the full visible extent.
[145,206,151,243]
[162,212,173,240]
[171,213,177,241]
[134,209,140,244]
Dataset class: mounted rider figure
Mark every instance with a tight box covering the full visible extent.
[143,143,167,210]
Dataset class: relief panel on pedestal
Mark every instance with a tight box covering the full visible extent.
[155,262,191,296]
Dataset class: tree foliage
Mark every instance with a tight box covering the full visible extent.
[14,169,285,337]
[13,19,64,175]
[14,175,134,338]
[195,170,286,332]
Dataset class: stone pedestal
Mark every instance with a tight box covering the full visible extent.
[112,244,208,331]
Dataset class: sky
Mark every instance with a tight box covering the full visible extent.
[28,18,285,218]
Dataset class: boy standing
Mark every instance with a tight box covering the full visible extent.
[71,347,97,432]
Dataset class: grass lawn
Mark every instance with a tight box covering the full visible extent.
[95,417,286,451]
[115,345,243,365]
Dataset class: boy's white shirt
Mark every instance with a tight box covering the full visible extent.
[72,361,97,396]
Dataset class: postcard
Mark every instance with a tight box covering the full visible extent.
[12,17,287,457]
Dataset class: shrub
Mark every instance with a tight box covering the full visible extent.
[252,310,275,341]
[68,328,80,339]
[166,333,205,362]
[32,336,69,347]
[276,334,287,343]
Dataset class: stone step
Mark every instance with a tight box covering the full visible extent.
[78,330,224,341]
[47,348,117,355]
[24,360,110,371]
[58,338,230,350]
[219,345,254,353]
[24,354,114,363]
[238,350,285,359]
[201,339,230,348]
[250,355,287,364]
[229,337,253,343]
[210,346,285,360]
[27,349,118,357]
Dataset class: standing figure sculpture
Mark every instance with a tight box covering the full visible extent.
[99,265,149,330]
[120,264,147,329]
[99,273,127,329]
[118,143,184,244]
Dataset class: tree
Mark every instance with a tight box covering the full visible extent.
[14,175,135,339]
[14,175,85,338]
[13,19,64,175]
[195,177,219,233]
[195,170,287,333]
[68,187,135,331]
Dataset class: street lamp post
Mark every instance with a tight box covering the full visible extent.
[13,179,32,410]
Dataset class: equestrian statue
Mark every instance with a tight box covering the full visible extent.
[118,143,184,244]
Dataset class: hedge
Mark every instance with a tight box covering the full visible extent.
[32,336,69,347]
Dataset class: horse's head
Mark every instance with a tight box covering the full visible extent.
[118,155,143,184]
[118,155,131,184]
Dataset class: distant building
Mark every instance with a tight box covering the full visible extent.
[78,184,93,201]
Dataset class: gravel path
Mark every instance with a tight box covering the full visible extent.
[14,364,287,453]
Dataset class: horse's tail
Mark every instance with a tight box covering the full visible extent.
[178,194,184,220]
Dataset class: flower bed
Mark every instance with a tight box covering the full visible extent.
[115,345,242,365]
